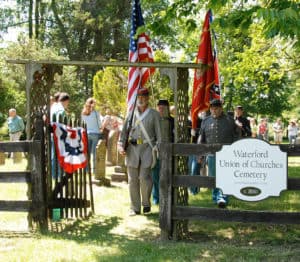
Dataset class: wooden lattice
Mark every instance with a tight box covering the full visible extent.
[28,64,64,219]
[173,68,189,239]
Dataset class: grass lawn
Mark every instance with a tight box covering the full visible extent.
[0,156,299,261]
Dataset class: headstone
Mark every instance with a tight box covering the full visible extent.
[107,130,118,166]
[95,139,110,186]
[94,139,106,180]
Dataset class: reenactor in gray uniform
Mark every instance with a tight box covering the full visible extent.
[118,87,161,216]
[198,99,240,208]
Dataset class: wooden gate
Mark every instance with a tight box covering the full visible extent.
[49,116,94,220]
[0,113,94,231]
[159,142,300,240]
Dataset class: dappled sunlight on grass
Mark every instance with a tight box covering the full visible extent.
[215,227,235,240]
[0,155,299,261]
[0,212,29,231]
[188,220,300,246]
[0,183,29,200]
[187,160,300,245]
[0,157,28,171]
[288,156,300,166]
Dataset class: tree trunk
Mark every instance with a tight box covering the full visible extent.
[35,0,40,39]
[51,0,72,58]
[29,0,33,38]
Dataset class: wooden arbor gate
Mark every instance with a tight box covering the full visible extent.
[6,59,198,231]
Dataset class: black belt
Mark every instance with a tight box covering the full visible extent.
[129,139,137,145]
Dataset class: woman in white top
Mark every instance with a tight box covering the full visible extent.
[287,120,298,144]
[81,98,103,174]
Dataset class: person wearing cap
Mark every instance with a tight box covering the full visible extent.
[118,87,161,216]
[234,105,252,137]
[198,99,240,208]
[151,99,174,205]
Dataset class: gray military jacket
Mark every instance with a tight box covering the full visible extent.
[119,108,162,168]
[199,113,239,144]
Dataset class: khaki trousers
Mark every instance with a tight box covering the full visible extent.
[127,166,153,212]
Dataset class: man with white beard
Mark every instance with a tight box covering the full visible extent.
[118,87,161,216]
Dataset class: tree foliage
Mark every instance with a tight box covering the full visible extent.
[93,65,128,118]
[92,51,173,116]
[216,23,294,117]
[0,0,299,123]
[143,0,298,118]
[0,37,85,120]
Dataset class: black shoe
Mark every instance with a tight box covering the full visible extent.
[217,198,226,208]
[143,206,151,213]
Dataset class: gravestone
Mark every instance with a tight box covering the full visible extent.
[109,130,118,166]
[94,139,110,186]
[106,130,118,166]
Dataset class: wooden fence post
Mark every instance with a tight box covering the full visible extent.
[159,143,173,240]
[30,140,47,230]
[31,113,47,230]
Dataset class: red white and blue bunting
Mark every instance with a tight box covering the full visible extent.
[52,122,88,173]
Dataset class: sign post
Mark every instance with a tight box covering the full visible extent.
[216,139,287,201]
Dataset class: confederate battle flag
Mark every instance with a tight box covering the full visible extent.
[191,10,220,130]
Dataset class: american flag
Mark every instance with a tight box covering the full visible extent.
[127,0,155,113]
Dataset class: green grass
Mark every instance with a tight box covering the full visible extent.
[0,156,299,261]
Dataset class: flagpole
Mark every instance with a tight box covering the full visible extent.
[212,27,221,99]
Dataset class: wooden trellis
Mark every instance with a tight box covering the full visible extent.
[7,59,203,236]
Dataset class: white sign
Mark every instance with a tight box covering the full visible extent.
[216,139,287,201]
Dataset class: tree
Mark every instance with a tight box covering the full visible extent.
[93,65,128,118]
[143,0,298,117]
[1,0,299,119]
[0,37,86,123]
[0,75,17,126]
[214,23,294,118]
[92,51,173,116]
[149,0,300,50]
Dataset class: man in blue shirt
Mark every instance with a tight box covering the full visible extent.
[7,108,25,142]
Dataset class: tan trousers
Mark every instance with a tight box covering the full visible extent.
[127,166,153,212]
[9,131,22,159]
[9,131,22,142]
